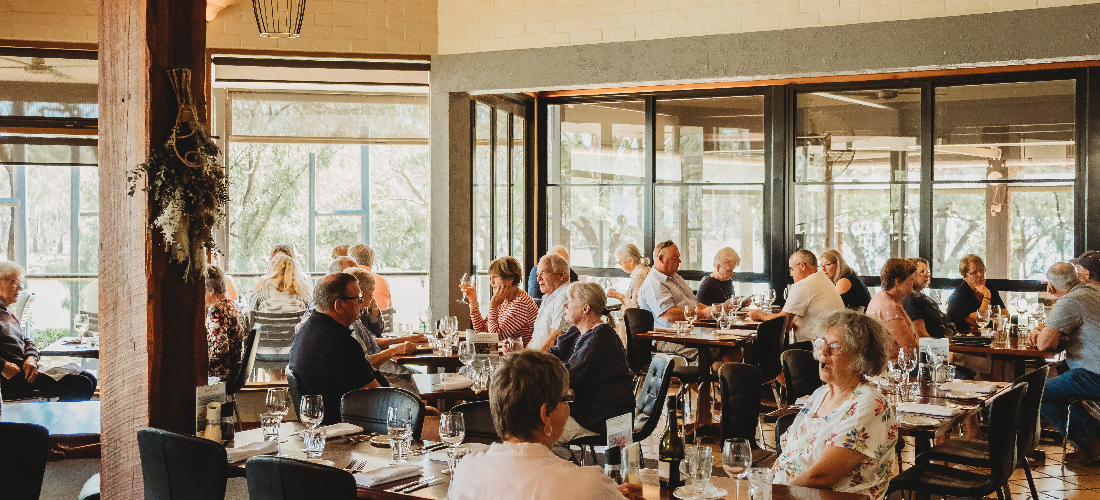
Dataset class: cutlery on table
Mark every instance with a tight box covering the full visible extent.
[403,477,444,493]
[388,476,439,493]
[344,460,359,472]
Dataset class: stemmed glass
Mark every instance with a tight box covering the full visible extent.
[722,438,753,500]
[763,289,776,311]
[266,388,289,418]
[458,273,474,305]
[899,347,918,375]
[683,304,697,326]
[887,361,907,405]
[1030,302,1047,325]
[299,395,324,429]
[752,293,764,310]
[387,406,413,464]
[74,313,90,344]
[438,412,466,475]
[457,340,476,368]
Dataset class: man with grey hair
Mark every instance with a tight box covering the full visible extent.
[0,260,96,400]
[329,256,358,273]
[349,243,391,310]
[527,245,579,301]
[750,249,844,349]
[530,253,573,351]
[289,272,380,425]
[638,241,712,360]
[1030,262,1100,464]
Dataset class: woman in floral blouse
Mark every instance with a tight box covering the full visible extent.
[774,309,897,500]
[206,265,244,382]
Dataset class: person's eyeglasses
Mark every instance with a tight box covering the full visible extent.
[339,294,363,302]
[1,278,21,289]
[559,389,575,403]
[966,268,986,276]
[812,337,844,355]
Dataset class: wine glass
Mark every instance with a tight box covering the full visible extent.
[712,302,725,323]
[458,273,474,305]
[900,347,918,375]
[438,412,466,474]
[387,406,413,463]
[299,395,324,429]
[266,388,289,418]
[74,313,90,345]
[722,438,753,498]
[457,340,475,368]
[763,289,776,310]
[683,304,697,325]
[418,308,431,331]
[752,293,764,310]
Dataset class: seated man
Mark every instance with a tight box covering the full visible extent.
[0,261,96,401]
[749,249,845,350]
[288,272,380,425]
[530,253,573,351]
[1071,250,1100,286]
[526,245,579,301]
[637,240,710,359]
[1031,262,1100,464]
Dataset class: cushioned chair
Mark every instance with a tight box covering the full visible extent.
[286,367,306,418]
[251,311,304,363]
[773,412,797,454]
[623,308,656,391]
[888,383,1028,500]
[781,349,822,406]
[754,315,788,446]
[245,455,356,500]
[916,365,1049,500]
[341,387,427,440]
[450,401,499,444]
[136,427,229,500]
[227,324,261,397]
[718,362,762,448]
[0,422,49,500]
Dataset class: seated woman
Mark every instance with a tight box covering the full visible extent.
[460,256,538,346]
[696,247,739,306]
[773,310,896,500]
[866,258,923,359]
[344,268,425,368]
[205,266,244,382]
[946,254,1006,333]
[820,250,871,311]
[607,243,650,309]
[549,282,635,445]
[902,258,952,338]
[449,350,642,500]
[250,254,311,314]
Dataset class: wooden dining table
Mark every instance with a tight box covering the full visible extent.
[888,379,1013,458]
[228,423,868,500]
[949,337,1055,381]
[39,337,100,358]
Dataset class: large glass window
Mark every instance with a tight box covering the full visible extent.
[471,99,527,284]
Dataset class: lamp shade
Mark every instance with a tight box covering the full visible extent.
[252,0,306,38]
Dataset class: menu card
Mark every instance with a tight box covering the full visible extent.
[470,332,500,361]
[606,413,632,449]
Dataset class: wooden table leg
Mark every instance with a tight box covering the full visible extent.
[697,347,713,425]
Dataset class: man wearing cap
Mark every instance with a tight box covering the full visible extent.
[1071,250,1100,286]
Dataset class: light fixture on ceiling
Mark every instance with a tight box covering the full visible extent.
[252,0,306,38]
[811,92,891,109]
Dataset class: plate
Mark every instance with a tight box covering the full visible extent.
[673,484,727,499]
[944,390,982,399]
[305,459,335,467]
[370,435,391,447]
[899,415,939,427]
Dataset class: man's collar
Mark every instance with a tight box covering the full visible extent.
[651,268,673,281]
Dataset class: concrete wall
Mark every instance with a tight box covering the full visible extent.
[437,0,1100,54]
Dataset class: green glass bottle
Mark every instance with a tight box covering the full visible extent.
[658,395,684,489]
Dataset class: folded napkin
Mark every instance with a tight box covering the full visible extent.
[353,464,423,487]
[226,440,278,463]
[714,329,752,337]
[654,327,679,333]
[939,380,1001,393]
[315,422,363,438]
[427,442,490,463]
[433,374,474,391]
[897,402,956,417]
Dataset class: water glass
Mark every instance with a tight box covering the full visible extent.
[387,406,413,463]
[675,320,691,337]
[259,412,282,442]
[501,336,523,353]
[684,445,713,498]
[266,388,289,417]
[302,428,326,459]
[439,412,466,474]
[904,381,920,403]
[748,468,774,500]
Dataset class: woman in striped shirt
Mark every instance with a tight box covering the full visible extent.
[461,256,538,346]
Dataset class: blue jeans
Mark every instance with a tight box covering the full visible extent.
[1040,368,1100,448]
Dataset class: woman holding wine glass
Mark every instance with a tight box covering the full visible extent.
[773,310,896,500]
[459,256,538,346]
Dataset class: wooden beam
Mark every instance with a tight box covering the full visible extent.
[99,0,208,498]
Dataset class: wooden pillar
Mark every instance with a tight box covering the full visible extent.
[99,0,208,498]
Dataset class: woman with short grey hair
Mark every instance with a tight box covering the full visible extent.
[773,309,895,500]
[449,350,642,500]
[608,243,650,309]
[696,247,740,305]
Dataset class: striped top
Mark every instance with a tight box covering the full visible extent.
[470,290,539,346]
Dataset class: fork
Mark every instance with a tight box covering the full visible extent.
[344,460,358,472]
[403,477,444,493]
[388,476,437,493]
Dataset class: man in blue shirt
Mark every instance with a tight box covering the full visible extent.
[637,241,711,359]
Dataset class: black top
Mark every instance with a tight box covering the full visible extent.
[550,323,635,434]
[946,282,1006,333]
[526,265,580,300]
[838,270,872,311]
[696,275,733,305]
[902,292,945,338]
[289,310,377,425]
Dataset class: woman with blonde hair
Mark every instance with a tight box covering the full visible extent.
[607,243,650,309]
[819,249,871,311]
[250,254,311,313]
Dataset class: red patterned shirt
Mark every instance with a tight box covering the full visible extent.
[470,290,538,346]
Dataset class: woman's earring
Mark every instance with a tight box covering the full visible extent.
[545,424,553,438]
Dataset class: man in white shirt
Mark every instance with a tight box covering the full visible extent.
[749,249,845,349]
[530,254,573,351]
[637,240,711,359]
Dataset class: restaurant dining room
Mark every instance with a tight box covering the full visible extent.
[5,1,1100,499]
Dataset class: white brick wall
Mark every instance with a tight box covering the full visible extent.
[436,0,1100,54]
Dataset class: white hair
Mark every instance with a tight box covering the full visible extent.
[0,260,25,281]
[1047,262,1080,293]
[714,247,740,270]
[548,245,569,261]
[541,254,569,276]
[568,282,607,316]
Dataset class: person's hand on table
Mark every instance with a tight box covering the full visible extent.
[1,361,20,379]
[617,483,643,500]
[397,341,418,355]
[747,309,768,322]
[405,333,428,343]
[607,288,623,300]
[22,357,38,382]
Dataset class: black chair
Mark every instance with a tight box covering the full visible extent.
[252,310,304,364]
[136,427,229,500]
[227,324,261,396]
[773,412,797,454]
[718,362,762,448]
[888,382,1028,500]
[245,455,356,500]
[450,401,500,444]
[755,315,788,446]
[916,365,1049,500]
[286,367,306,417]
[623,308,656,390]
[0,422,49,500]
[341,387,427,440]
[781,349,822,406]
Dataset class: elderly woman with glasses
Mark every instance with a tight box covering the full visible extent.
[946,254,1006,332]
[607,243,650,309]
[460,256,539,346]
[773,310,896,500]
[449,350,643,500]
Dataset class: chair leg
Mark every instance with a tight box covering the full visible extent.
[769,380,783,409]
[1023,460,1039,500]
[1065,401,1074,458]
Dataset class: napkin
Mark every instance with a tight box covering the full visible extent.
[714,329,752,337]
[353,464,423,487]
[897,402,956,417]
[939,380,1001,393]
[226,440,278,463]
[433,374,474,391]
[427,442,490,463]
[654,327,679,333]
[314,422,364,438]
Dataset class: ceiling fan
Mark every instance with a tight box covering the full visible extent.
[0,57,73,80]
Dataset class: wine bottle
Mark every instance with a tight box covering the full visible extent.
[604,446,622,485]
[658,395,684,489]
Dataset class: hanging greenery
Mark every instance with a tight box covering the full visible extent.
[128,68,229,282]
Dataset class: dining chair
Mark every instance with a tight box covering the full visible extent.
[887,382,1027,500]
[285,367,306,417]
[251,310,305,363]
[225,324,261,427]
[915,365,1049,499]
[623,307,656,392]
[718,362,762,449]
[773,412,797,454]
[0,422,49,500]
[781,349,822,406]
[136,427,229,500]
[341,387,427,439]
[245,455,356,500]
[754,315,788,421]
[450,400,500,444]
